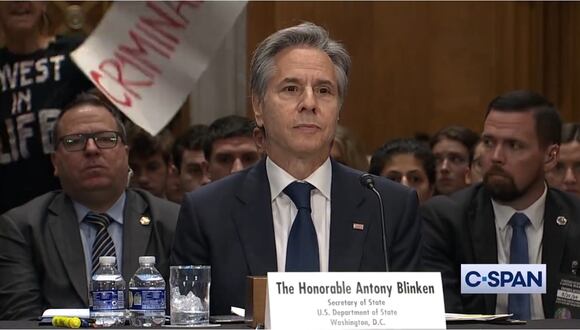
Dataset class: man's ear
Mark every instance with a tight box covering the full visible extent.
[201,161,211,180]
[51,153,59,177]
[464,167,472,185]
[544,144,559,171]
[252,94,264,128]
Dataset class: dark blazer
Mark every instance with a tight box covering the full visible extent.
[421,183,580,318]
[0,189,179,320]
[171,159,421,315]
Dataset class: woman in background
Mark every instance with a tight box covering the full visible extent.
[369,138,436,204]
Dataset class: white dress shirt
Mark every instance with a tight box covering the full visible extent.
[492,185,546,319]
[266,157,332,272]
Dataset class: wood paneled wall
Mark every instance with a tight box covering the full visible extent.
[247,1,580,154]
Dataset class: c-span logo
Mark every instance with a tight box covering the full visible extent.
[461,264,546,294]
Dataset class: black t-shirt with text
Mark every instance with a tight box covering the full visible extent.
[0,35,93,213]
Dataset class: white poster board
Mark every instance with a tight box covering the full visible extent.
[72,1,247,135]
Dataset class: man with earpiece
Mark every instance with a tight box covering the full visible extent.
[421,90,580,320]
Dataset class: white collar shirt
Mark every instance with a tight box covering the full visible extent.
[492,185,547,319]
[266,157,332,272]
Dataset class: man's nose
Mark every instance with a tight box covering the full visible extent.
[490,145,505,164]
[230,158,244,173]
[300,87,318,112]
[439,158,450,172]
[83,137,101,154]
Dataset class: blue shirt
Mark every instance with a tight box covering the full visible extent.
[74,193,126,282]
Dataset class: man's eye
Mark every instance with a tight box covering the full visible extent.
[146,163,161,172]
[283,85,299,92]
[65,137,82,145]
[509,141,522,150]
[187,165,202,175]
[216,155,233,164]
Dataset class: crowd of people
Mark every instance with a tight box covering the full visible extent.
[2,3,580,323]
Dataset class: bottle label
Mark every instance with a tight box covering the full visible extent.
[129,288,166,310]
[90,290,125,311]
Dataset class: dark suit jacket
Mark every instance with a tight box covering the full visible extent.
[421,184,580,318]
[171,159,421,315]
[0,189,179,320]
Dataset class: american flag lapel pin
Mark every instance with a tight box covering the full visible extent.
[353,222,364,231]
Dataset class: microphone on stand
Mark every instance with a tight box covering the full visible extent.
[359,173,389,272]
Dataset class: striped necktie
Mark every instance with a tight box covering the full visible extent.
[85,212,117,275]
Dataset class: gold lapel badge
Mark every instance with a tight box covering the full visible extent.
[140,216,151,226]
[556,216,567,226]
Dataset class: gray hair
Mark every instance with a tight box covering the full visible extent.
[250,22,351,107]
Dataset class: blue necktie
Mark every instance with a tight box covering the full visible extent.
[508,212,531,320]
[85,212,117,275]
[284,181,319,272]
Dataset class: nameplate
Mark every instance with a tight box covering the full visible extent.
[461,264,546,294]
[266,272,445,329]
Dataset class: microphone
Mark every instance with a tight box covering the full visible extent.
[359,173,389,272]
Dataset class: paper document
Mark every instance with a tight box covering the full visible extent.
[42,309,90,318]
[445,313,512,322]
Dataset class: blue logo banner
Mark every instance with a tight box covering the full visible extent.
[460,264,546,294]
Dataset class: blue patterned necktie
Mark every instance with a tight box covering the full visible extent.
[284,181,319,272]
[85,212,117,275]
[508,212,531,320]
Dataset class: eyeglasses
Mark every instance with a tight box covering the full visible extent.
[58,131,122,152]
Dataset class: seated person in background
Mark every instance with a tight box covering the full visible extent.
[546,123,580,197]
[172,125,210,201]
[165,161,184,204]
[128,127,174,199]
[0,93,179,320]
[171,22,421,316]
[369,138,436,204]
[331,124,369,171]
[422,90,580,319]
[469,141,484,184]
[430,125,479,195]
[203,115,261,181]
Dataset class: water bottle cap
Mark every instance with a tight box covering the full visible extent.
[99,256,116,265]
[139,256,155,264]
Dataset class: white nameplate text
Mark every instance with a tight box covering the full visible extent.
[266,272,445,329]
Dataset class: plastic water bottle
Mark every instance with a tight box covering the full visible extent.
[89,256,126,327]
[129,256,166,327]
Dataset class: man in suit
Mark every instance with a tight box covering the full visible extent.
[0,93,179,320]
[422,90,580,319]
[171,22,421,315]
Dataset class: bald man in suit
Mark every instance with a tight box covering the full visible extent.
[0,93,179,320]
